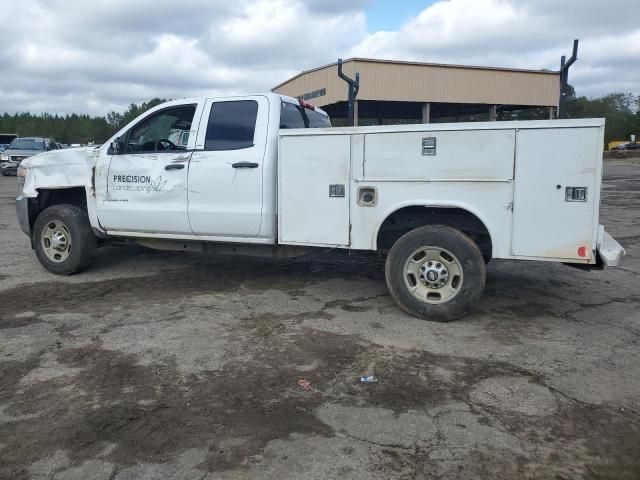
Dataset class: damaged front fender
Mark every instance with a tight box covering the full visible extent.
[19,146,105,235]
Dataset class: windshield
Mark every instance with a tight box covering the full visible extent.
[9,138,46,151]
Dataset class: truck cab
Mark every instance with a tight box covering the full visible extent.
[104,95,329,242]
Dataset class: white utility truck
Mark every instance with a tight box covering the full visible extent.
[16,94,624,321]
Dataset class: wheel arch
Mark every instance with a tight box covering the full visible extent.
[374,202,494,260]
[29,187,96,233]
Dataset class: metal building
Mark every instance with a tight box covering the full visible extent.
[272,58,560,126]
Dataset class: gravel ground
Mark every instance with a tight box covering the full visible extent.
[0,162,639,480]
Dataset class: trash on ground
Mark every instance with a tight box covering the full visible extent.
[360,374,378,384]
[297,378,312,390]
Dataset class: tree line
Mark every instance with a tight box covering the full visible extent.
[0,98,165,145]
[565,89,639,144]
[0,89,638,146]
[499,87,639,144]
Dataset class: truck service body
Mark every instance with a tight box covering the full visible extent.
[16,93,625,320]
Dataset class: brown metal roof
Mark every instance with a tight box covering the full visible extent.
[272,58,560,108]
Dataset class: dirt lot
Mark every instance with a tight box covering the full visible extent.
[1,162,639,480]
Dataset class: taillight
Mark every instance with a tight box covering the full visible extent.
[298,99,315,111]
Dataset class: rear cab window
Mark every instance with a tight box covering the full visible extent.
[279,100,331,129]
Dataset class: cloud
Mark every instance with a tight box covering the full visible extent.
[348,0,640,98]
[0,0,367,114]
[0,0,637,115]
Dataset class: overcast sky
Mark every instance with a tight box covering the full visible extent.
[0,0,638,116]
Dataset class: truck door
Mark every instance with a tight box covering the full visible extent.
[98,102,200,234]
[278,134,351,247]
[188,96,268,237]
[512,126,603,260]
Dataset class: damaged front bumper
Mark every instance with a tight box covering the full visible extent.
[16,195,31,237]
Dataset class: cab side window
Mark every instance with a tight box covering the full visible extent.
[126,105,196,154]
[205,101,258,151]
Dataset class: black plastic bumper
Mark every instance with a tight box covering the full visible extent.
[1,163,18,175]
[16,195,31,237]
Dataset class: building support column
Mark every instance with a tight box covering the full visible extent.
[421,102,431,123]
[549,106,554,120]
[489,104,497,121]
[354,100,359,127]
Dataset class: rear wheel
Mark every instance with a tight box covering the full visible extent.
[385,225,486,321]
[33,204,97,275]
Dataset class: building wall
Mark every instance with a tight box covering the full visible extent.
[272,59,560,108]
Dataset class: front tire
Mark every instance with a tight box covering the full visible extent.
[33,204,97,275]
[385,225,486,321]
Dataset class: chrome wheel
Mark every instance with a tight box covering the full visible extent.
[403,247,463,304]
[41,220,72,263]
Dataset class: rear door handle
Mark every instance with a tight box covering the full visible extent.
[165,164,185,171]
[232,162,259,169]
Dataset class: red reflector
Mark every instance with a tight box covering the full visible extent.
[298,99,315,111]
[578,246,587,257]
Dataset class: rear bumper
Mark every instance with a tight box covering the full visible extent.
[597,227,625,267]
[16,195,31,237]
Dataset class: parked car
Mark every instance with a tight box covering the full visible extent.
[611,142,640,151]
[0,137,58,176]
[0,144,10,153]
[15,95,624,321]
[612,142,630,151]
[621,142,640,151]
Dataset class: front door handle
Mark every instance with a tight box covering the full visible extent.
[165,163,185,171]
[232,162,259,169]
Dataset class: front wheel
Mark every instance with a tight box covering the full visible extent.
[385,226,486,322]
[33,204,97,275]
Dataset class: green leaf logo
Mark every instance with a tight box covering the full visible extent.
[150,176,168,192]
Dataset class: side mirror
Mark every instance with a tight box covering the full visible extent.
[110,138,121,154]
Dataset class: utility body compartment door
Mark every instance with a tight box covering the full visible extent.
[512,127,603,260]
[363,129,515,181]
[278,134,351,246]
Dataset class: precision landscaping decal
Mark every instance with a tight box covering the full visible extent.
[111,174,167,193]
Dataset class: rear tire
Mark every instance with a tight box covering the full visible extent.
[33,204,97,275]
[385,225,486,321]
